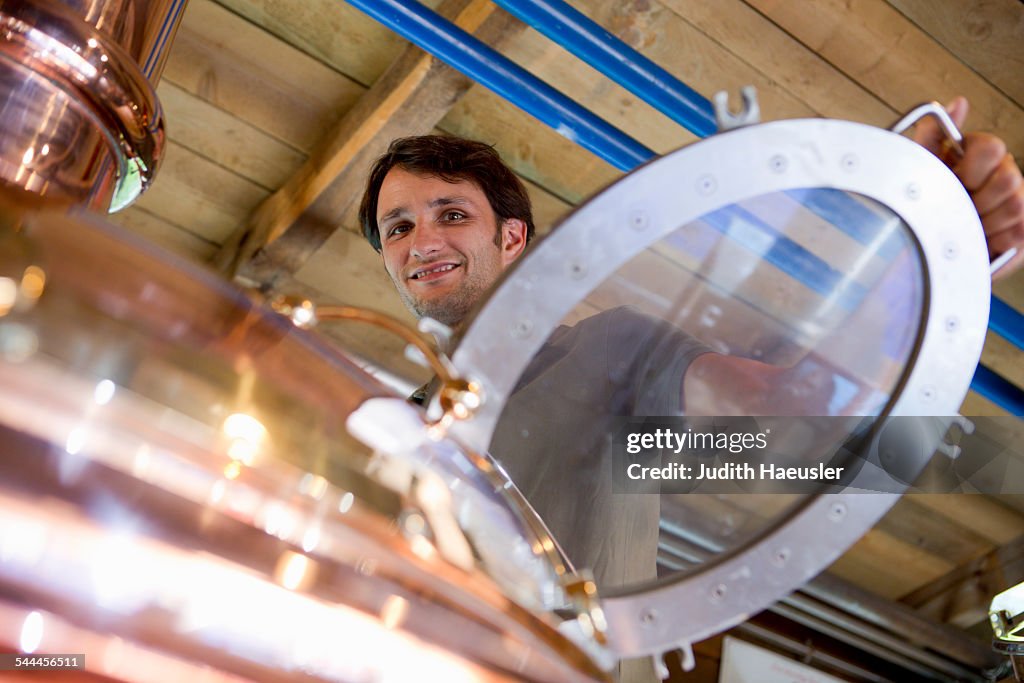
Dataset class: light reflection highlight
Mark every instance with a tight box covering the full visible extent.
[20,266,45,300]
[380,595,409,630]
[93,379,115,406]
[222,413,267,465]
[65,426,86,455]
[0,277,17,315]
[19,611,43,653]
[275,551,315,592]
[0,498,484,683]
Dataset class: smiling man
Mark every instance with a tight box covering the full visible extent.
[358,120,1024,574]
[359,135,531,328]
[358,122,1024,683]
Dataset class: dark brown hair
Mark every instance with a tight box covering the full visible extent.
[359,135,535,252]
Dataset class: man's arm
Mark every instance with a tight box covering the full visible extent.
[682,352,844,416]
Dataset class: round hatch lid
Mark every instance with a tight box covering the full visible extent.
[447,116,990,660]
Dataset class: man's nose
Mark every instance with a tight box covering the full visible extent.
[409,221,444,260]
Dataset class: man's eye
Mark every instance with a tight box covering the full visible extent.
[443,210,466,221]
[387,223,411,238]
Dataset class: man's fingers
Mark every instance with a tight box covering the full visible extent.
[971,153,1024,215]
[981,191,1024,237]
[954,133,1008,191]
[912,96,968,156]
[992,244,1024,280]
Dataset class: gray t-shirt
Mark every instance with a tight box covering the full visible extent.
[488,306,712,587]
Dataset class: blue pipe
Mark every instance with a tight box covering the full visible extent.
[343,0,654,171]
[971,364,1024,416]
[347,0,1023,412]
[990,296,1024,351]
[488,0,716,137]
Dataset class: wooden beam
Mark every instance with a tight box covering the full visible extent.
[886,0,1024,111]
[213,0,524,286]
[163,0,363,154]
[745,0,1024,158]
[899,534,1024,628]
[658,0,896,125]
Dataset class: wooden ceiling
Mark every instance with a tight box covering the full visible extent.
[102,0,1024,676]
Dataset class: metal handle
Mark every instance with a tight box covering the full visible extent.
[891,102,1021,275]
[890,101,965,158]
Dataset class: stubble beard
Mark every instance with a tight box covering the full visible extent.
[397,268,494,328]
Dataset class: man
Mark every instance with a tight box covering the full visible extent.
[358,101,1023,681]
[358,101,1024,576]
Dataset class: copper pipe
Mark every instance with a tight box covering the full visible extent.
[316,305,456,387]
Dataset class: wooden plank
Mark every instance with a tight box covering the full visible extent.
[960,391,1011,417]
[498,25,698,155]
[899,536,1024,626]
[887,0,1024,110]
[471,0,829,173]
[441,0,845,209]
[163,0,364,152]
[981,331,1024,391]
[216,0,442,86]
[440,87,620,205]
[875,498,993,566]
[745,0,1024,159]
[159,81,306,190]
[569,0,822,126]
[659,0,896,125]
[215,0,526,284]
[295,228,414,325]
[135,142,269,246]
[827,528,957,599]
[913,494,1024,546]
[108,206,218,261]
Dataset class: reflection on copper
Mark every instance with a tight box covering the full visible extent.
[404,512,426,535]
[380,595,410,630]
[274,551,316,592]
[298,473,328,500]
[0,515,46,569]
[131,445,151,478]
[0,494,501,681]
[64,425,86,455]
[221,412,266,465]
[222,460,242,480]
[208,478,226,504]
[93,378,116,405]
[301,526,321,553]
[19,610,43,653]
[338,491,355,513]
[0,278,16,316]
[409,535,436,560]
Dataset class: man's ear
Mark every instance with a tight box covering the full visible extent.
[499,218,528,267]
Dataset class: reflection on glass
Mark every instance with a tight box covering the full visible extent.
[487,188,924,591]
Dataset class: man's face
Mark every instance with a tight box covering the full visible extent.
[376,167,526,327]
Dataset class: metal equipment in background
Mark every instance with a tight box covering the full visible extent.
[0,0,187,211]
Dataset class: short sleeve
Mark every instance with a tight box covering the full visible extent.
[603,306,714,416]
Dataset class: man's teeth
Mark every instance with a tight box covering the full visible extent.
[413,264,456,279]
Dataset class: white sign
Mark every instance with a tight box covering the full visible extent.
[719,636,845,683]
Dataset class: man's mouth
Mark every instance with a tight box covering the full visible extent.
[410,263,459,281]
